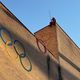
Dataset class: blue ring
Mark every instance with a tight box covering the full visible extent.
[0,28,13,45]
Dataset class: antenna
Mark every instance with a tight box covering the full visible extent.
[48,10,52,21]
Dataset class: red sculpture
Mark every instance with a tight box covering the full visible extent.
[49,17,56,26]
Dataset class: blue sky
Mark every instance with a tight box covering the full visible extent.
[1,0,80,47]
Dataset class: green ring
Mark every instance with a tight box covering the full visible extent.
[19,55,32,72]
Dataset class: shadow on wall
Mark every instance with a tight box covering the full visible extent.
[0,24,80,80]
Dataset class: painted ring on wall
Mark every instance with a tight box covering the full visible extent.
[36,38,47,54]
[14,40,26,58]
[0,28,12,45]
[0,28,32,72]
[5,41,18,59]
[0,37,3,46]
[20,55,32,72]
